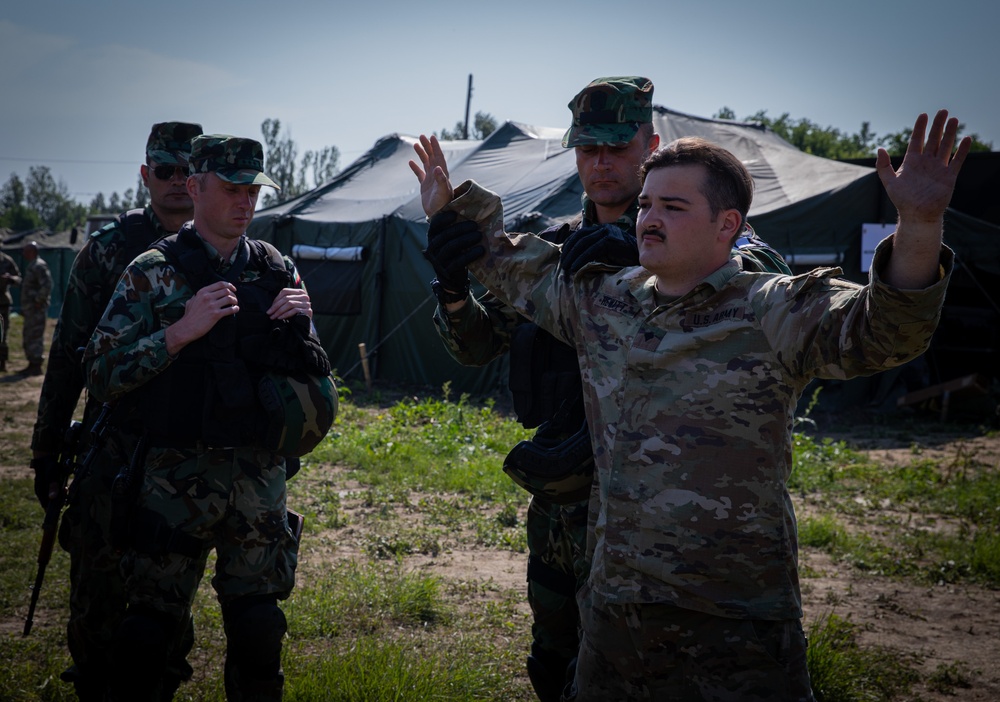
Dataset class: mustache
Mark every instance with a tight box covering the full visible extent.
[639,228,665,242]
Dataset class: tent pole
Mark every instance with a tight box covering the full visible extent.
[373,216,387,380]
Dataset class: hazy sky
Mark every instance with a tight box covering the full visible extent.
[2,0,996,206]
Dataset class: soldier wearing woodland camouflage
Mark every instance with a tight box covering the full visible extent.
[411,109,969,701]
[85,134,334,702]
[19,240,52,375]
[29,121,203,701]
[0,248,22,371]
[421,76,790,702]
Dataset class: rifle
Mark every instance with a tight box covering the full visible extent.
[23,402,115,637]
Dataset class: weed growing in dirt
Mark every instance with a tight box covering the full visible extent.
[807,612,921,701]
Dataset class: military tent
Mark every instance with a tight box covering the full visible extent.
[248,106,1000,409]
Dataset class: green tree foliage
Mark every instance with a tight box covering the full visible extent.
[879,125,993,156]
[437,111,499,141]
[0,167,86,232]
[0,173,43,231]
[259,118,341,207]
[715,107,994,158]
[26,166,87,231]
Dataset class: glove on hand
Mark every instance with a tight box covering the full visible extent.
[30,455,61,510]
[423,210,485,293]
[559,223,639,278]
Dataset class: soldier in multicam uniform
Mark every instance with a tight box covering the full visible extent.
[0,248,22,371]
[19,240,52,375]
[85,134,329,702]
[422,76,790,702]
[29,121,203,701]
[411,109,969,701]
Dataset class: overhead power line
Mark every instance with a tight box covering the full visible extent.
[0,156,135,165]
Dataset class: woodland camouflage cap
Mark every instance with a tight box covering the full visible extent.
[188,134,280,190]
[146,122,204,164]
[562,76,654,148]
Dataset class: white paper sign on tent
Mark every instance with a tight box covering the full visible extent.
[861,223,894,273]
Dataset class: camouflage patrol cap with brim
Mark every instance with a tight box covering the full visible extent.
[188,134,281,190]
[146,121,204,165]
[562,76,654,148]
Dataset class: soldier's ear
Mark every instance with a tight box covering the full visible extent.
[719,209,742,240]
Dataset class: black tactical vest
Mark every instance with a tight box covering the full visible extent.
[132,226,325,448]
[508,221,585,433]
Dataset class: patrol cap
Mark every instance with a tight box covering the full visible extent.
[146,122,204,165]
[562,76,654,148]
[188,134,281,190]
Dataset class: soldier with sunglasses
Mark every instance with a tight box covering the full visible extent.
[29,121,203,701]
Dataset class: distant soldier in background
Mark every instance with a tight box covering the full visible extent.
[30,121,204,701]
[0,247,22,371]
[19,240,52,375]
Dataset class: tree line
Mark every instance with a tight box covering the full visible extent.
[0,111,991,236]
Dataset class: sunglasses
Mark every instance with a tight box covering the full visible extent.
[150,164,189,181]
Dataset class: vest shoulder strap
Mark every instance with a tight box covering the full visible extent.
[117,208,162,268]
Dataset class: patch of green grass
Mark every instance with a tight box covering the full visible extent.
[792,431,1000,587]
[287,560,450,639]
[284,631,518,701]
[807,613,921,701]
[312,392,531,499]
[799,514,846,550]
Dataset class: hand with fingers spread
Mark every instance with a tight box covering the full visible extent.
[409,134,455,217]
[877,110,972,290]
[876,110,971,225]
[164,280,239,355]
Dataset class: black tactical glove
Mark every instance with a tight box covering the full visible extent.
[423,210,485,301]
[30,455,61,510]
[559,223,638,278]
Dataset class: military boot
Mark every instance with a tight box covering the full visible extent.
[19,361,43,376]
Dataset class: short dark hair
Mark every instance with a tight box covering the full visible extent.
[640,137,754,230]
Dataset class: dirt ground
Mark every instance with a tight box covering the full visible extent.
[2,326,999,700]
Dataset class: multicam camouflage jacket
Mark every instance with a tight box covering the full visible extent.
[445,180,952,621]
[433,197,789,366]
[84,229,305,404]
[32,207,170,453]
[433,197,636,366]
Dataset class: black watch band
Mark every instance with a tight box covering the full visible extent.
[431,278,469,305]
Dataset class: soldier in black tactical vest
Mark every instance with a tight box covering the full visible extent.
[85,134,335,702]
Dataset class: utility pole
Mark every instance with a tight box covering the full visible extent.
[463,74,473,140]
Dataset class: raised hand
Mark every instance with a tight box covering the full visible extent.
[409,135,455,217]
[876,110,971,225]
[877,110,972,290]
